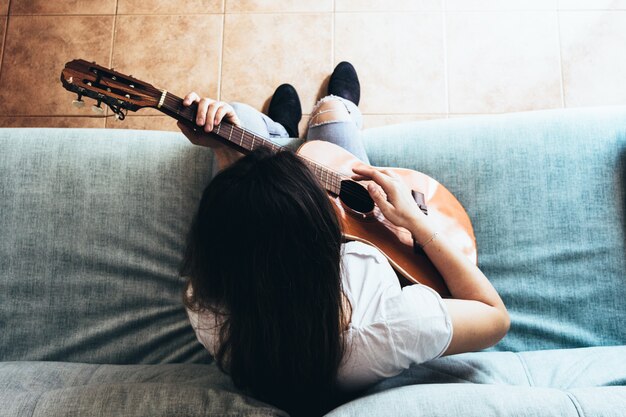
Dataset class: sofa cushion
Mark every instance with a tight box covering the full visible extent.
[326,384,626,417]
[0,128,214,364]
[326,346,626,417]
[0,361,286,417]
[362,106,626,351]
[368,346,626,390]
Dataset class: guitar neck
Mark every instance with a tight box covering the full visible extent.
[157,92,342,195]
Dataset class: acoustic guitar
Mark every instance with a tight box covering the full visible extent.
[60,59,477,296]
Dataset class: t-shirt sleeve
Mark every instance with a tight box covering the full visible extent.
[337,242,453,391]
[384,284,453,367]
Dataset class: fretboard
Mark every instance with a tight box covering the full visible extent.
[158,92,342,195]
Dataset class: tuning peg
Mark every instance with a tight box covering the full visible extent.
[91,101,104,114]
[72,95,85,108]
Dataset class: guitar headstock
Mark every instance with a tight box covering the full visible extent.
[60,59,163,119]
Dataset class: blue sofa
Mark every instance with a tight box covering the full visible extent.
[1,106,625,416]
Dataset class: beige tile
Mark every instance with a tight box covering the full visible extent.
[0,16,113,116]
[10,0,116,14]
[335,12,446,114]
[225,0,332,12]
[362,114,446,129]
[446,0,557,10]
[336,0,441,11]
[112,15,223,116]
[0,116,105,127]
[221,13,332,114]
[560,11,626,106]
[559,0,626,9]
[0,17,5,63]
[106,115,180,131]
[446,11,562,113]
[117,0,224,14]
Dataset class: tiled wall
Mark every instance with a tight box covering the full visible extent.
[0,0,625,134]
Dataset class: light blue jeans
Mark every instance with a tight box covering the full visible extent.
[230,95,370,164]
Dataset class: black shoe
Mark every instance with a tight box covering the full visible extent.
[268,83,302,138]
[328,61,360,106]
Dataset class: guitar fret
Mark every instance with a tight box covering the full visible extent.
[228,124,233,143]
[251,135,255,150]
[240,130,244,147]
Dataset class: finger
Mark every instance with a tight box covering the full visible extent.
[367,182,394,213]
[213,104,229,126]
[183,92,200,106]
[196,98,213,127]
[352,165,394,190]
[206,101,224,132]
[381,168,400,179]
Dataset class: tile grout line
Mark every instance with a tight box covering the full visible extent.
[109,0,118,68]
[556,9,566,108]
[104,0,120,125]
[331,0,335,68]
[442,0,450,117]
[218,3,225,101]
[7,9,626,16]
[0,0,12,85]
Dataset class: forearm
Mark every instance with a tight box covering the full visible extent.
[409,221,506,312]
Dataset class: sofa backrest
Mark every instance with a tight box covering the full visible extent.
[1,106,625,364]
[362,106,626,351]
[0,128,214,363]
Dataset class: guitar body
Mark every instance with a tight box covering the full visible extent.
[298,140,477,296]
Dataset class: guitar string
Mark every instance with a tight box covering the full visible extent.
[78,77,421,230]
[162,95,415,216]
[161,95,417,210]
[161,95,410,211]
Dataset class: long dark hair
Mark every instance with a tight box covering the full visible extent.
[181,146,349,416]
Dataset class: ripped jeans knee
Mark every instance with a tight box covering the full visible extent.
[305,95,368,163]
[309,95,360,129]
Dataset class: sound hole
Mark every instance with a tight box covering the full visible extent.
[339,180,375,213]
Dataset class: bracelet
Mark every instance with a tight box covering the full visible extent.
[420,232,439,249]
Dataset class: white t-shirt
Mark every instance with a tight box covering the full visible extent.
[185,240,453,392]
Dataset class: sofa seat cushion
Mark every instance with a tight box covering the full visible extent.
[326,346,626,416]
[0,361,286,417]
[326,384,626,417]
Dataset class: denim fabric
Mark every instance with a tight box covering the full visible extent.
[361,106,626,352]
[0,128,214,364]
[0,361,286,417]
[231,97,369,163]
[307,95,370,164]
[230,102,290,139]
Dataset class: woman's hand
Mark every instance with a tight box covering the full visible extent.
[177,92,244,171]
[177,92,241,149]
[351,164,424,230]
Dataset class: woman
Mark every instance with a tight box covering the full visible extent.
[179,63,510,417]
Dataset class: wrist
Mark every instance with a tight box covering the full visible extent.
[408,221,438,246]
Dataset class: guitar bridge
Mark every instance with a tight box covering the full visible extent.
[411,190,428,215]
[411,190,428,254]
